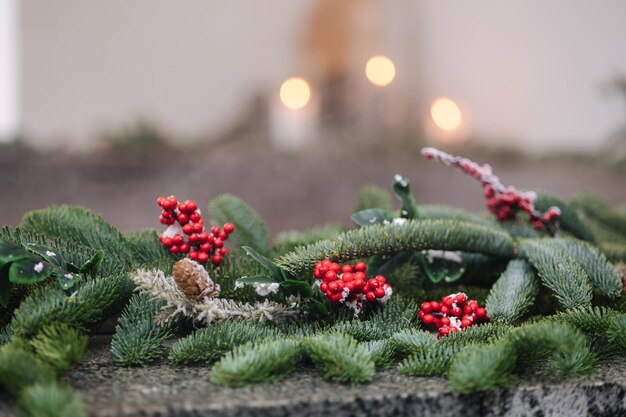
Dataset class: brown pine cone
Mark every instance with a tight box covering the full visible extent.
[173,258,220,301]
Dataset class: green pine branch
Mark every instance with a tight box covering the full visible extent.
[398,343,460,377]
[416,204,495,227]
[18,206,131,272]
[448,340,516,393]
[209,194,270,255]
[123,229,170,267]
[552,238,622,298]
[11,274,131,339]
[598,242,626,263]
[273,224,345,254]
[169,321,280,364]
[607,314,626,351]
[520,239,592,310]
[535,193,595,242]
[437,323,513,348]
[209,338,301,387]
[391,329,436,356]
[17,382,86,417]
[0,343,55,394]
[277,219,516,275]
[111,293,174,367]
[361,339,394,369]
[303,333,375,384]
[486,260,539,324]
[29,323,87,373]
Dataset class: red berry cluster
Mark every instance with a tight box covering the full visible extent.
[157,195,234,266]
[422,147,561,236]
[418,293,489,338]
[313,260,392,314]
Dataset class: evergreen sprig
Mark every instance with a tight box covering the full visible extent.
[19,205,131,272]
[535,193,595,242]
[209,338,301,387]
[29,323,87,373]
[361,339,394,369]
[552,237,622,298]
[486,260,539,324]
[448,341,516,393]
[416,204,495,227]
[111,293,173,366]
[273,224,345,254]
[169,321,280,364]
[598,242,626,263]
[0,343,55,394]
[277,219,516,275]
[123,229,170,267]
[17,382,86,417]
[520,239,592,309]
[398,344,460,377]
[330,320,390,342]
[607,314,626,351]
[437,323,513,348]
[303,333,375,384]
[551,306,623,356]
[11,274,131,338]
[391,329,436,356]
[209,194,270,254]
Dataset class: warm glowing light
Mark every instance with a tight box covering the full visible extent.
[280,77,311,110]
[365,55,396,87]
[430,98,462,131]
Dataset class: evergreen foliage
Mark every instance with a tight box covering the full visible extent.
[169,321,280,364]
[124,229,170,267]
[111,293,173,366]
[29,323,87,373]
[17,382,86,417]
[391,329,436,356]
[448,341,516,393]
[520,239,592,309]
[361,339,394,369]
[437,323,513,348]
[19,205,131,272]
[552,238,622,298]
[353,185,393,212]
[607,314,626,351]
[398,344,460,377]
[0,343,54,394]
[534,193,595,242]
[486,260,539,324]
[273,224,345,253]
[330,320,390,342]
[11,274,131,339]
[277,219,516,275]
[210,338,301,387]
[302,333,375,384]
[209,194,270,254]
[598,242,626,263]
[416,204,494,227]
[552,307,624,356]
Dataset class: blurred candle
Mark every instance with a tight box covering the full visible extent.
[270,77,318,151]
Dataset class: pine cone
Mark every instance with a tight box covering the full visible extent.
[173,258,220,301]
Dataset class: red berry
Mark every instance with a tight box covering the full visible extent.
[440,306,450,315]
[197,252,209,263]
[354,262,367,272]
[200,243,211,253]
[178,203,188,213]
[439,326,450,336]
[187,200,197,212]
[375,275,386,284]
[161,199,172,210]
[190,212,202,223]
[374,287,385,298]
[223,223,235,234]
[212,254,222,265]
[449,327,458,334]
[451,307,462,317]
[218,231,228,240]
[421,302,433,313]
[214,238,223,248]
[328,281,341,293]
[431,301,441,311]
[182,224,194,235]
[331,293,343,302]
[162,238,173,248]
[354,279,365,290]
[367,279,380,289]
[159,215,167,224]
[330,263,340,273]
[324,271,337,282]
[344,282,355,292]
[168,196,178,207]
[354,272,366,281]
[342,273,354,282]
[442,296,454,308]
[365,291,376,301]
[422,313,435,325]
[313,269,322,279]
[455,294,467,304]
[180,243,190,253]
[440,316,451,326]
[476,307,487,318]
[170,245,180,254]
[464,305,474,315]
[157,196,166,206]
[211,225,220,235]
[189,251,199,260]
[461,319,472,328]
[207,234,215,244]
[193,223,204,233]
[418,310,425,320]
[172,234,183,245]
[342,265,354,274]
[189,233,199,244]
[177,213,189,224]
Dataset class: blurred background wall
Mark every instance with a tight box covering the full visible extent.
[1,0,626,152]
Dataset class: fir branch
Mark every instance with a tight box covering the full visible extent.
[448,340,516,393]
[29,323,87,373]
[123,229,170,267]
[209,338,301,387]
[398,344,460,377]
[19,205,132,272]
[17,382,86,417]
[361,339,395,369]
[486,260,539,324]
[169,322,281,365]
[111,293,174,367]
[276,219,516,276]
[520,239,592,310]
[303,333,375,384]
[273,224,346,254]
[11,274,131,339]
[607,314,626,351]
[593,209,626,238]
[551,306,623,356]
[209,194,270,254]
[0,343,55,394]
[330,320,390,342]
[534,193,595,242]
[353,185,393,212]
[0,324,13,346]
[552,238,622,298]
[599,242,626,263]
[391,329,436,356]
[437,323,513,348]
[271,320,329,338]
